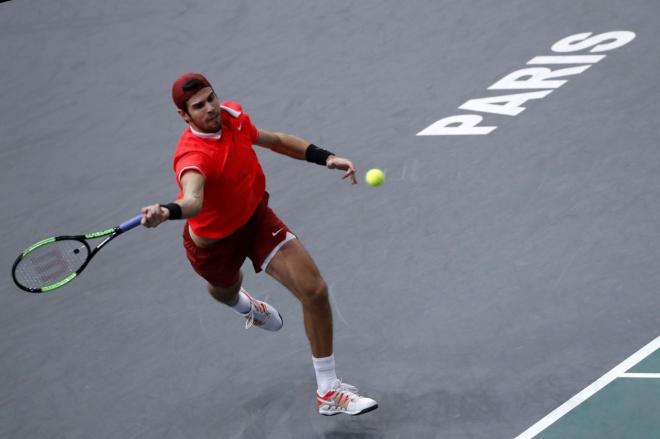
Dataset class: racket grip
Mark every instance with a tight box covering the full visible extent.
[119,214,144,232]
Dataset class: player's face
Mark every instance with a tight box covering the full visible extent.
[179,87,221,133]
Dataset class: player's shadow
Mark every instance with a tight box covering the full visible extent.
[322,430,379,439]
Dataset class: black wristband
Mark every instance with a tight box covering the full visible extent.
[161,203,183,220]
[305,144,334,166]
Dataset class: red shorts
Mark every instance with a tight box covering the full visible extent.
[182,193,295,288]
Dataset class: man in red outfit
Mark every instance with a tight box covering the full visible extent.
[140,73,377,416]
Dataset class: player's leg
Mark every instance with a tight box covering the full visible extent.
[265,238,332,357]
[182,224,282,331]
[265,239,378,415]
[247,195,377,415]
[206,272,283,330]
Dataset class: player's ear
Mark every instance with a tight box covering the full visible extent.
[177,108,191,124]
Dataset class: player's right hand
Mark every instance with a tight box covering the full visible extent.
[141,204,169,228]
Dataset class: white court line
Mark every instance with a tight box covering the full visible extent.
[514,335,660,439]
[619,373,660,379]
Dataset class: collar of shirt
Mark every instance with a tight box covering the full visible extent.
[189,125,222,140]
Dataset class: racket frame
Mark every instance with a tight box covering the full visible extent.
[11,215,142,293]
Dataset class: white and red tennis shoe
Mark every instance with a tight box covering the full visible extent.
[316,381,378,416]
[242,289,283,331]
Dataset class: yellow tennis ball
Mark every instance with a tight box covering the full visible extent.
[365,168,385,187]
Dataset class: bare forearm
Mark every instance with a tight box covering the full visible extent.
[264,132,310,159]
[253,128,355,183]
[175,170,205,219]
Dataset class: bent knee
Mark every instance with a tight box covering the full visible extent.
[300,278,329,307]
[207,281,241,304]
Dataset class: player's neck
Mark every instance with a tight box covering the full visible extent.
[189,124,221,139]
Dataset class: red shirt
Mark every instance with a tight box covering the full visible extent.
[172,101,266,238]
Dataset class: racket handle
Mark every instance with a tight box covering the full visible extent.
[118,214,144,233]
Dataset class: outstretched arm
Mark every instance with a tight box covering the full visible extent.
[254,129,308,159]
[141,170,205,228]
[254,128,358,184]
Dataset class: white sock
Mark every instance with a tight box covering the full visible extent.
[229,289,252,315]
[313,354,338,394]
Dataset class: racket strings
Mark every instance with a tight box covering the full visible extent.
[14,240,88,289]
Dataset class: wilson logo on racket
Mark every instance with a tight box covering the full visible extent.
[31,248,70,283]
[85,229,115,239]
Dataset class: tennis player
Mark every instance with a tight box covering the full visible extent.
[140,73,377,416]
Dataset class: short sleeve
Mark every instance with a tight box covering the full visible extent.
[174,151,211,184]
[239,112,259,143]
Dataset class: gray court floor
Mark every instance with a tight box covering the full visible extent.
[2,1,660,438]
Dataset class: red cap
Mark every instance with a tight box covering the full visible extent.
[171,73,212,110]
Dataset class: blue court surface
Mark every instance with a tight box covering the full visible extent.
[1,1,659,438]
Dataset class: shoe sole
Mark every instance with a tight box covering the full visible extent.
[319,403,378,416]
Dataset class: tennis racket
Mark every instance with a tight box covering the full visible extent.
[11,214,143,293]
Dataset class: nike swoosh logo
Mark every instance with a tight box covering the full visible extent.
[272,228,283,237]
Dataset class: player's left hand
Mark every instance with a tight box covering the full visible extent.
[326,156,358,185]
